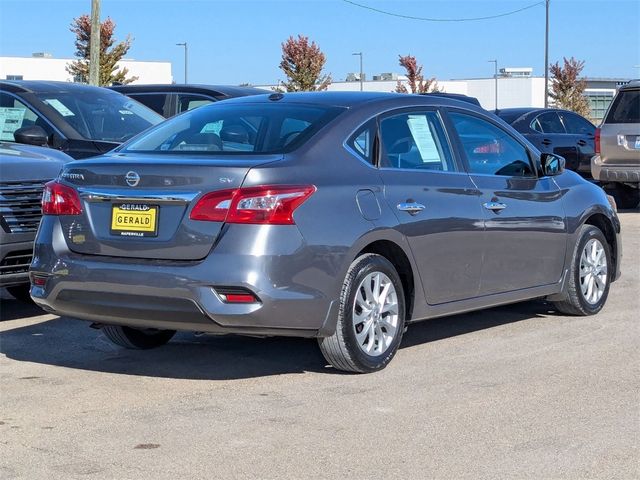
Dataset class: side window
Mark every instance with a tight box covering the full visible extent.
[532,111,565,133]
[449,112,534,177]
[0,92,53,142]
[346,121,375,165]
[560,112,595,135]
[177,94,215,114]
[129,93,171,117]
[379,111,454,171]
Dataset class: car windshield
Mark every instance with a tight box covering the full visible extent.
[122,102,345,154]
[35,90,163,142]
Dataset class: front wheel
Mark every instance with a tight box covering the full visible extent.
[552,225,611,316]
[318,254,406,373]
[102,325,175,349]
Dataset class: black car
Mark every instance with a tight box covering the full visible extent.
[0,81,164,159]
[495,108,596,176]
[0,142,72,301]
[109,84,268,118]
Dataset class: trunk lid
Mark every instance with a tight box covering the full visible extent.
[58,153,282,260]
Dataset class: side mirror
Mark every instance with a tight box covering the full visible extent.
[541,153,565,176]
[14,125,49,147]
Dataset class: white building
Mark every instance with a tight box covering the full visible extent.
[0,53,172,84]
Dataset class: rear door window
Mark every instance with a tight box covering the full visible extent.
[531,111,565,133]
[379,111,455,171]
[127,93,173,118]
[176,94,216,114]
[605,89,640,124]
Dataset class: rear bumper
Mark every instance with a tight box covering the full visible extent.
[30,218,341,337]
[591,156,640,183]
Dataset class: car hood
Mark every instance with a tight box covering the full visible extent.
[0,142,72,181]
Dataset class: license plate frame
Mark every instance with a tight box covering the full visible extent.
[110,203,159,237]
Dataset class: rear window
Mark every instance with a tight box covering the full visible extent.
[605,89,640,124]
[122,103,345,154]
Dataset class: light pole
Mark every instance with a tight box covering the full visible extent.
[176,42,188,84]
[488,59,498,110]
[88,0,101,85]
[352,52,363,91]
[544,0,550,107]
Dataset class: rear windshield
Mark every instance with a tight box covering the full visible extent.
[605,89,640,124]
[122,103,345,154]
[35,90,163,142]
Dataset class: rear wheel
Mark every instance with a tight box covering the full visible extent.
[552,225,611,316]
[102,325,175,349]
[318,254,406,373]
[6,285,33,303]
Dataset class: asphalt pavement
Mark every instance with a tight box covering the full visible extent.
[1,212,638,480]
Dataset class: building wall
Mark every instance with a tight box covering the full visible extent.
[0,56,173,84]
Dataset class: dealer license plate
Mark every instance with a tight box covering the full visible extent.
[110,203,158,237]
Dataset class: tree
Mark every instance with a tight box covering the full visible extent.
[395,55,439,94]
[278,35,331,92]
[66,14,138,86]
[549,57,590,117]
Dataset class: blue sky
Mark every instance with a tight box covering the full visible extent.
[0,0,638,84]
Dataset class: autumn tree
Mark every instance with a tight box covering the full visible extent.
[395,55,439,94]
[549,57,590,117]
[66,14,138,86]
[278,35,331,92]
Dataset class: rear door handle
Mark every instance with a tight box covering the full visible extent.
[577,139,587,146]
[483,201,507,211]
[397,202,426,215]
[541,139,552,146]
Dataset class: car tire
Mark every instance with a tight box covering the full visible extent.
[609,184,639,210]
[318,253,406,373]
[552,225,611,316]
[6,284,34,303]
[102,325,175,349]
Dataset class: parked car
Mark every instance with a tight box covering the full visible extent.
[0,80,164,159]
[109,84,268,118]
[30,92,621,373]
[591,80,640,209]
[1,142,71,301]
[495,107,596,176]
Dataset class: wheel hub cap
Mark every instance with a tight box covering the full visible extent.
[579,238,607,305]
[352,271,399,357]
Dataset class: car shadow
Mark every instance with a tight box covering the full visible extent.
[0,297,49,321]
[0,299,553,380]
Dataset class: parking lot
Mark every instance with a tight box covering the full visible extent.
[0,211,637,479]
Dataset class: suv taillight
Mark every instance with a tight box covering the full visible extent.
[594,127,601,155]
[42,181,83,215]
[190,185,315,225]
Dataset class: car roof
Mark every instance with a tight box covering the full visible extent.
[217,91,488,111]
[109,83,269,97]
[619,79,640,91]
[0,80,118,94]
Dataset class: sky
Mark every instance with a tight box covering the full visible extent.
[0,0,638,85]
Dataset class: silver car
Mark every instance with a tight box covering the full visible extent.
[30,92,622,373]
[591,80,640,209]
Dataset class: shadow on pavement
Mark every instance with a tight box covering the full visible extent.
[0,299,552,380]
[0,297,50,322]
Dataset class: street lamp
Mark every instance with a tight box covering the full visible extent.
[352,52,363,91]
[544,0,550,107]
[176,42,188,84]
[488,59,498,110]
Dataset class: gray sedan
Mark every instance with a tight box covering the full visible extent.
[30,92,622,373]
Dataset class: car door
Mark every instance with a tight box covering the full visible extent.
[446,110,567,296]
[530,111,581,171]
[374,108,485,304]
[558,111,596,175]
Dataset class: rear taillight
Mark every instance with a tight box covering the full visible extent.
[594,127,601,154]
[190,185,315,225]
[42,181,82,215]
